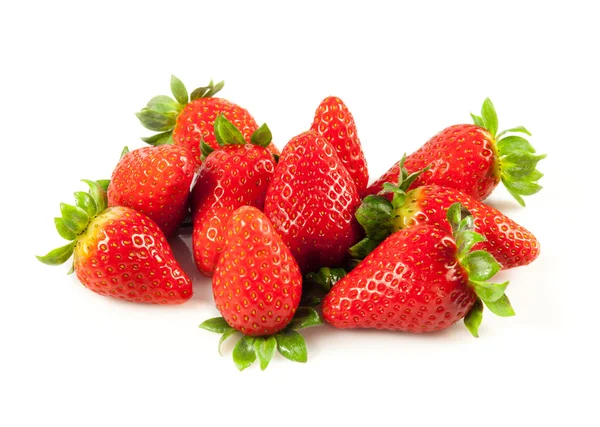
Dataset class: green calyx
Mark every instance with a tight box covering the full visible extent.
[299,267,348,306]
[36,180,108,273]
[199,306,322,371]
[471,98,546,206]
[136,75,224,146]
[446,203,515,338]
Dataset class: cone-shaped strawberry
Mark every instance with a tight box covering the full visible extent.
[365,98,546,206]
[324,203,515,335]
[199,207,322,371]
[37,180,193,304]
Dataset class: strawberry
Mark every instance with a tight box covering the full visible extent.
[264,130,362,274]
[136,75,279,168]
[310,96,369,196]
[37,181,193,304]
[199,206,322,370]
[351,156,540,269]
[365,98,546,206]
[323,203,515,335]
[191,115,276,276]
[107,144,195,237]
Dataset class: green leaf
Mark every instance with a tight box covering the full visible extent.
[305,267,347,293]
[205,80,224,98]
[146,95,180,114]
[457,215,475,233]
[275,330,307,363]
[446,202,463,232]
[200,139,215,161]
[299,294,321,307]
[496,136,535,154]
[464,298,483,337]
[471,113,484,128]
[497,126,531,138]
[82,180,107,213]
[54,217,77,240]
[232,336,256,371]
[462,250,501,282]
[355,195,394,240]
[254,336,277,371]
[504,179,543,197]
[141,131,174,146]
[36,241,75,266]
[96,180,110,192]
[190,86,209,101]
[60,203,89,234]
[348,237,382,260]
[199,317,233,333]
[218,328,238,356]
[481,98,498,137]
[74,191,97,218]
[250,123,272,147]
[524,169,544,182]
[120,146,130,159]
[287,307,323,330]
[170,75,188,105]
[483,294,515,317]
[214,114,247,146]
[472,280,509,303]
[455,230,486,258]
[501,152,547,179]
[135,108,176,132]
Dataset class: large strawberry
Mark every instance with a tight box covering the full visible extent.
[136,76,279,168]
[107,144,195,237]
[351,156,540,269]
[264,130,362,274]
[37,181,193,304]
[191,115,276,276]
[365,98,545,206]
[200,206,322,370]
[324,203,514,335]
[310,96,369,196]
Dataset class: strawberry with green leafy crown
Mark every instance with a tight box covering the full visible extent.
[37,181,193,304]
[191,115,276,276]
[310,96,369,196]
[264,130,362,274]
[351,156,540,269]
[200,206,322,371]
[136,75,279,168]
[107,144,195,237]
[324,203,515,335]
[365,98,546,206]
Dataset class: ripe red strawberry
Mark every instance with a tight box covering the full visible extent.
[351,157,540,269]
[264,130,362,274]
[199,206,322,371]
[310,96,369,196]
[191,115,276,276]
[324,203,515,335]
[37,181,193,304]
[136,76,279,168]
[365,98,546,206]
[107,144,195,237]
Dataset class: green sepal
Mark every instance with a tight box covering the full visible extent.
[305,267,347,293]
[483,294,515,317]
[349,237,382,260]
[299,294,322,307]
[214,114,247,146]
[170,75,188,105]
[82,180,107,213]
[120,146,130,159]
[472,280,509,303]
[496,135,535,154]
[446,202,471,234]
[250,123,272,148]
[254,336,277,371]
[141,131,174,146]
[455,230,486,258]
[218,328,238,356]
[355,195,394,240]
[232,336,256,371]
[199,317,232,333]
[470,113,484,128]
[60,203,89,234]
[275,330,307,363]
[464,298,484,337]
[54,217,77,240]
[480,98,498,137]
[36,241,75,266]
[379,154,430,211]
[497,126,531,138]
[96,180,110,192]
[462,250,502,282]
[501,152,547,179]
[67,262,75,275]
[287,307,323,330]
[146,95,181,114]
[74,191,97,218]
[136,108,176,132]
[200,139,214,162]
[190,79,224,101]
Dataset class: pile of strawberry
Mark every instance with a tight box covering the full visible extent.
[37,76,545,370]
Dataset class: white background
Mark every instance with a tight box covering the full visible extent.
[1,1,598,426]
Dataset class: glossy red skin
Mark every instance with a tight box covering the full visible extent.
[74,207,193,304]
[173,97,279,168]
[191,144,276,276]
[311,96,369,196]
[107,145,195,237]
[323,224,476,333]
[396,185,540,269]
[213,206,302,336]
[264,131,362,274]
[365,124,500,201]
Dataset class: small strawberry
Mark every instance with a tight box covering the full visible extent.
[264,130,362,274]
[199,206,322,370]
[324,203,514,335]
[191,115,276,276]
[351,156,540,269]
[37,181,193,304]
[107,144,195,237]
[136,75,279,168]
[365,98,546,206]
[310,96,369,196]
